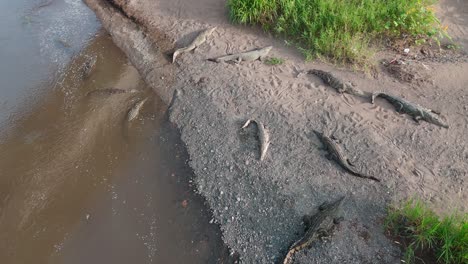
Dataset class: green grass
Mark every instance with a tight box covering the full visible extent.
[385,199,468,264]
[264,57,285,65]
[228,0,447,66]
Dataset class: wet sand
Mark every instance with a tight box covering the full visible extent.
[0,33,230,263]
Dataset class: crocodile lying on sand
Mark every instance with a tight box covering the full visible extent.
[283,196,346,264]
[127,98,148,122]
[241,119,270,161]
[210,46,272,63]
[371,92,449,128]
[308,69,370,98]
[313,130,380,182]
[172,27,217,63]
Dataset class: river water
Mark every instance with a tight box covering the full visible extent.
[0,1,230,263]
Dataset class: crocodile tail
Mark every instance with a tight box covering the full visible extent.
[367,175,381,182]
[172,50,180,63]
[312,129,324,139]
[172,47,192,63]
[347,165,381,182]
[282,249,295,264]
[357,171,381,182]
[354,172,381,182]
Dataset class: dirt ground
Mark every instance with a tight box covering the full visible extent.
[84,0,468,263]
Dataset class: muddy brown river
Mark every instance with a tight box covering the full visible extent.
[0,1,230,263]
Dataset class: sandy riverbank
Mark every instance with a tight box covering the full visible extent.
[83,0,468,262]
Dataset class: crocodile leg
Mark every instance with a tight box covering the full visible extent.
[317,228,330,238]
[330,136,342,144]
[303,215,312,227]
[318,202,329,211]
[413,109,425,124]
[396,103,404,113]
[333,216,344,224]
[317,145,326,151]
[338,83,347,93]
[346,159,356,167]
[413,115,422,124]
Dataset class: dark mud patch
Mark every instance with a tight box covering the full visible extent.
[382,59,431,85]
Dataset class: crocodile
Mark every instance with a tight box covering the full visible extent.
[371,92,449,128]
[283,196,346,264]
[31,0,55,12]
[210,46,272,63]
[127,98,148,122]
[308,69,370,98]
[172,27,217,63]
[86,88,138,97]
[241,119,270,161]
[81,55,97,79]
[313,130,380,182]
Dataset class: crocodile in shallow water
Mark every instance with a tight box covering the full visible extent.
[86,88,138,97]
[172,27,217,63]
[210,46,272,63]
[282,196,346,264]
[313,130,380,182]
[371,92,449,128]
[127,98,148,122]
[80,55,97,80]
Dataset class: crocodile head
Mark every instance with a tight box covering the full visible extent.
[206,27,217,35]
[262,46,273,52]
[424,113,449,129]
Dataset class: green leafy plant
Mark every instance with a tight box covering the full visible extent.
[385,199,467,264]
[264,57,285,65]
[228,0,448,67]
